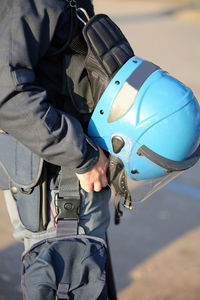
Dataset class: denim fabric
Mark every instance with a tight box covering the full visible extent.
[79,188,111,238]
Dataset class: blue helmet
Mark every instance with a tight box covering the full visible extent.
[88,57,200,203]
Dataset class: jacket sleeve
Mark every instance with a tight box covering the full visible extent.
[0,0,99,172]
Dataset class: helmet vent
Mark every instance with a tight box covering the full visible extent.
[107,61,160,123]
[107,81,137,123]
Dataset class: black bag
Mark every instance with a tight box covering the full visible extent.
[22,234,107,300]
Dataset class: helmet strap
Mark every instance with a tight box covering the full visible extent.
[108,156,133,224]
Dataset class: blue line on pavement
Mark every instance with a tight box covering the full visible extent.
[164,182,200,199]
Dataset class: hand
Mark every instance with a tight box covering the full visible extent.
[75,147,109,193]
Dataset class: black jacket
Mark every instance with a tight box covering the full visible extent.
[0,0,99,173]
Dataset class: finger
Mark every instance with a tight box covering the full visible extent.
[80,182,94,193]
[93,181,102,192]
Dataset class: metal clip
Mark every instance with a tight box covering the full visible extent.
[123,194,133,210]
[76,8,90,25]
[66,0,90,25]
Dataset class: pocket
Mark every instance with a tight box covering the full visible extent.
[0,133,47,232]
[22,236,107,300]
[0,132,43,190]
[22,243,57,300]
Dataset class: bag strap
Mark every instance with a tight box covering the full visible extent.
[54,167,81,236]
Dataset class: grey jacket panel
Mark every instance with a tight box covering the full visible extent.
[0,0,99,171]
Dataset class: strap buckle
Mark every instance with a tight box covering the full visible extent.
[54,193,81,223]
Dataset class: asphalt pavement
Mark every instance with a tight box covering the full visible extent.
[0,1,200,299]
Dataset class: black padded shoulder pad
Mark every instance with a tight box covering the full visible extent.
[83,14,134,76]
[82,14,134,105]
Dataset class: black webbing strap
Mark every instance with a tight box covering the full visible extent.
[108,155,133,224]
[58,167,80,199]
[54,167,81,236]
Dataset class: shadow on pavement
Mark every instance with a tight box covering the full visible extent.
[108,162,200,291]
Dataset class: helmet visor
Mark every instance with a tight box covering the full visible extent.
[126,171,181,203]
[126,142,199,202]
[109,136,200,204]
